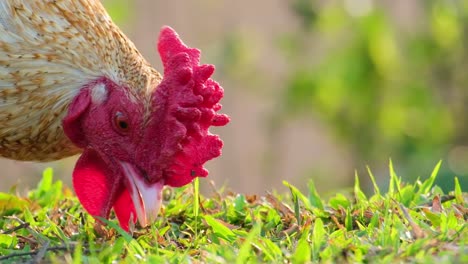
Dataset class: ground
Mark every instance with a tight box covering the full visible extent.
[0,161,466,263]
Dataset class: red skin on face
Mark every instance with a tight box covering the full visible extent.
[63,27,229,231]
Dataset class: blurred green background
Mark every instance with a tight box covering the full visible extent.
[0,0,466,195]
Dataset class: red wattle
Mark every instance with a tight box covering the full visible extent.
[113,188,137,231]
[73,148,136,230]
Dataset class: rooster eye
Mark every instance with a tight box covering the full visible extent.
[114,112,129,133]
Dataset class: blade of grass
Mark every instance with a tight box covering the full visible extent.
[389,159,402,195]
[367,166,381,196]
[236,224,261,264]
[294,235,311,263]
[98,218,145,257]
[453,177,463,204]
[308,180,324,210]
[204,215,236,243]
[193,177,200,243]
[73,241,82,264]
[354,171,367,203]
[312,218,325,261]
[419,160,442,194]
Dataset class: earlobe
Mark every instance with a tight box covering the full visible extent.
[63,89,91,148]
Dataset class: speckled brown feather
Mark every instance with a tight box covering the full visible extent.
[0,0,161,161]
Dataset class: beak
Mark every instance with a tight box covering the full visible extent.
[120,162,164,227]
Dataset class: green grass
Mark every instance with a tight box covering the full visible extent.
[0,161,466,263]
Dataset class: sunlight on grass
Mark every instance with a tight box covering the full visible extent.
[0,162,466,263]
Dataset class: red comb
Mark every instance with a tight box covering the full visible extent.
[139,26,229,187]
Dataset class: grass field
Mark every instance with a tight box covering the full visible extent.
[0,161,466,263]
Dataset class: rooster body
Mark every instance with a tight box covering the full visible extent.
[0,0,160,161]
[0,0,229,231]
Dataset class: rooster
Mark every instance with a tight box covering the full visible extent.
[0,0,229,231]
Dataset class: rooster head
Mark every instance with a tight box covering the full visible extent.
[62,27,229,231]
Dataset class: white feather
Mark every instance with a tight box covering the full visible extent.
[91,83,108,104]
